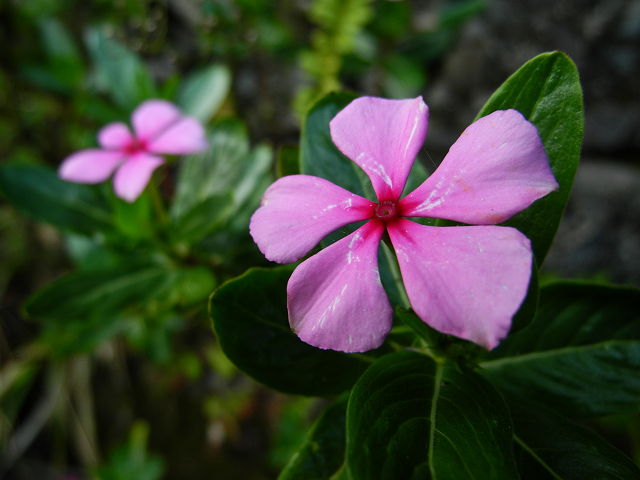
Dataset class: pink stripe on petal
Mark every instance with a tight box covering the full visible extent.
[59,149,124,184]
[288,220,391,353]
[131,99,181,143]
[388,219,532,349]
[330,96,428,202]
[98,122,134,150]
[400,110,559,224]
[250,175,376,264]
[112,154,164,203]
[146,117,208,155]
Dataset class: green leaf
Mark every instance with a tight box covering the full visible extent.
[177,64,231,123]
[475,51,584,265]
[482,281,640,417]
[300,92,375,201]
[278,395,349,480]
[0,163,114,235]
[277,145,301,177]
[508,395,640,480]
[85,28,157,110]
[170,120,250,219]
[345,351,519,480]
[209,267,372,396]
[169,194,234,244]
[25,266,174,320]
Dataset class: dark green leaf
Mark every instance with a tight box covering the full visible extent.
[26,266,174,320]
[345,351,519,480]
[508,395,640,480]
[85,28,157,110]
[169,194,234,244]
[476,51,584,265]
[177,64,231,123]
[0,163,114,235]
[209,267,372,396]
[300,92,375,201]
[277,145,301,177]
[482,281,640,417]
[279,395,349,480]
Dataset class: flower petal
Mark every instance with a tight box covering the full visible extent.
[131,99,181,143]
[399,110,559,224]
[288,220,391,353]
[330,96,428,202]
[59,149,124,183]
[388,219,532,349]
[146,117,208,155]
[250,175,376,264]
[97,122,134,150]
[112,153,164,202]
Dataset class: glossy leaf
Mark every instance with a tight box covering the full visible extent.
[278,395,349,480]
[345,351,519,480]
[177,64,231,123]
[0,163,114,235]
[209,267,372,396]
[508,395,640,480]
[482,281,640,417]
[85,28,157,110]
[475,51,584,265]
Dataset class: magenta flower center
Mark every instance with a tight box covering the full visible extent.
[123,138,148,155]
[374,200,398,221]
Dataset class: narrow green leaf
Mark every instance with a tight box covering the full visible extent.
[169,194,234,244]
[85,28,157,110]
[209,267,371,396]
[279,395,349,480]
[482,281,640,417]
[177,64,231,123]
[0,163,114,235]
[476,51,584,265]
[508,395,640,480]
[346,351,519,480]
[25,266,173,320]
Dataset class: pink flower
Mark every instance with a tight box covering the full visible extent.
[59,99,208,202]
[250,97,559,353]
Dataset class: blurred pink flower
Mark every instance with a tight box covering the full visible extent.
[59,99,208,202]
[251,96,559,353]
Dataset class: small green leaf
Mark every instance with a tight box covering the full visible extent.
[279,395,349,480]
[0,163,114,235]
[508,395,640,480]
[482,281,640,417]
[345,351,519,480]
[476,51,584,265]
[177,64,231,123]
[209,267,371,396]
[85,28,157,110]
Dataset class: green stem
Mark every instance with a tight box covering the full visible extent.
[147,176,167,226]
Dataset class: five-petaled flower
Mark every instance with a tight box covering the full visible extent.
[250,96,559,353]
[59,99,208,202]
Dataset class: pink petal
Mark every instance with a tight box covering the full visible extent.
[250,175,376,264]
[58,149,124,184]
[330,96,428,202]
[146,117,208,155]
[131,99,181,143]
[399,110,559,224]
[288,220,391,353]
[97,122,134,150]
[112,153,164,202]
[387,219,532,349]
